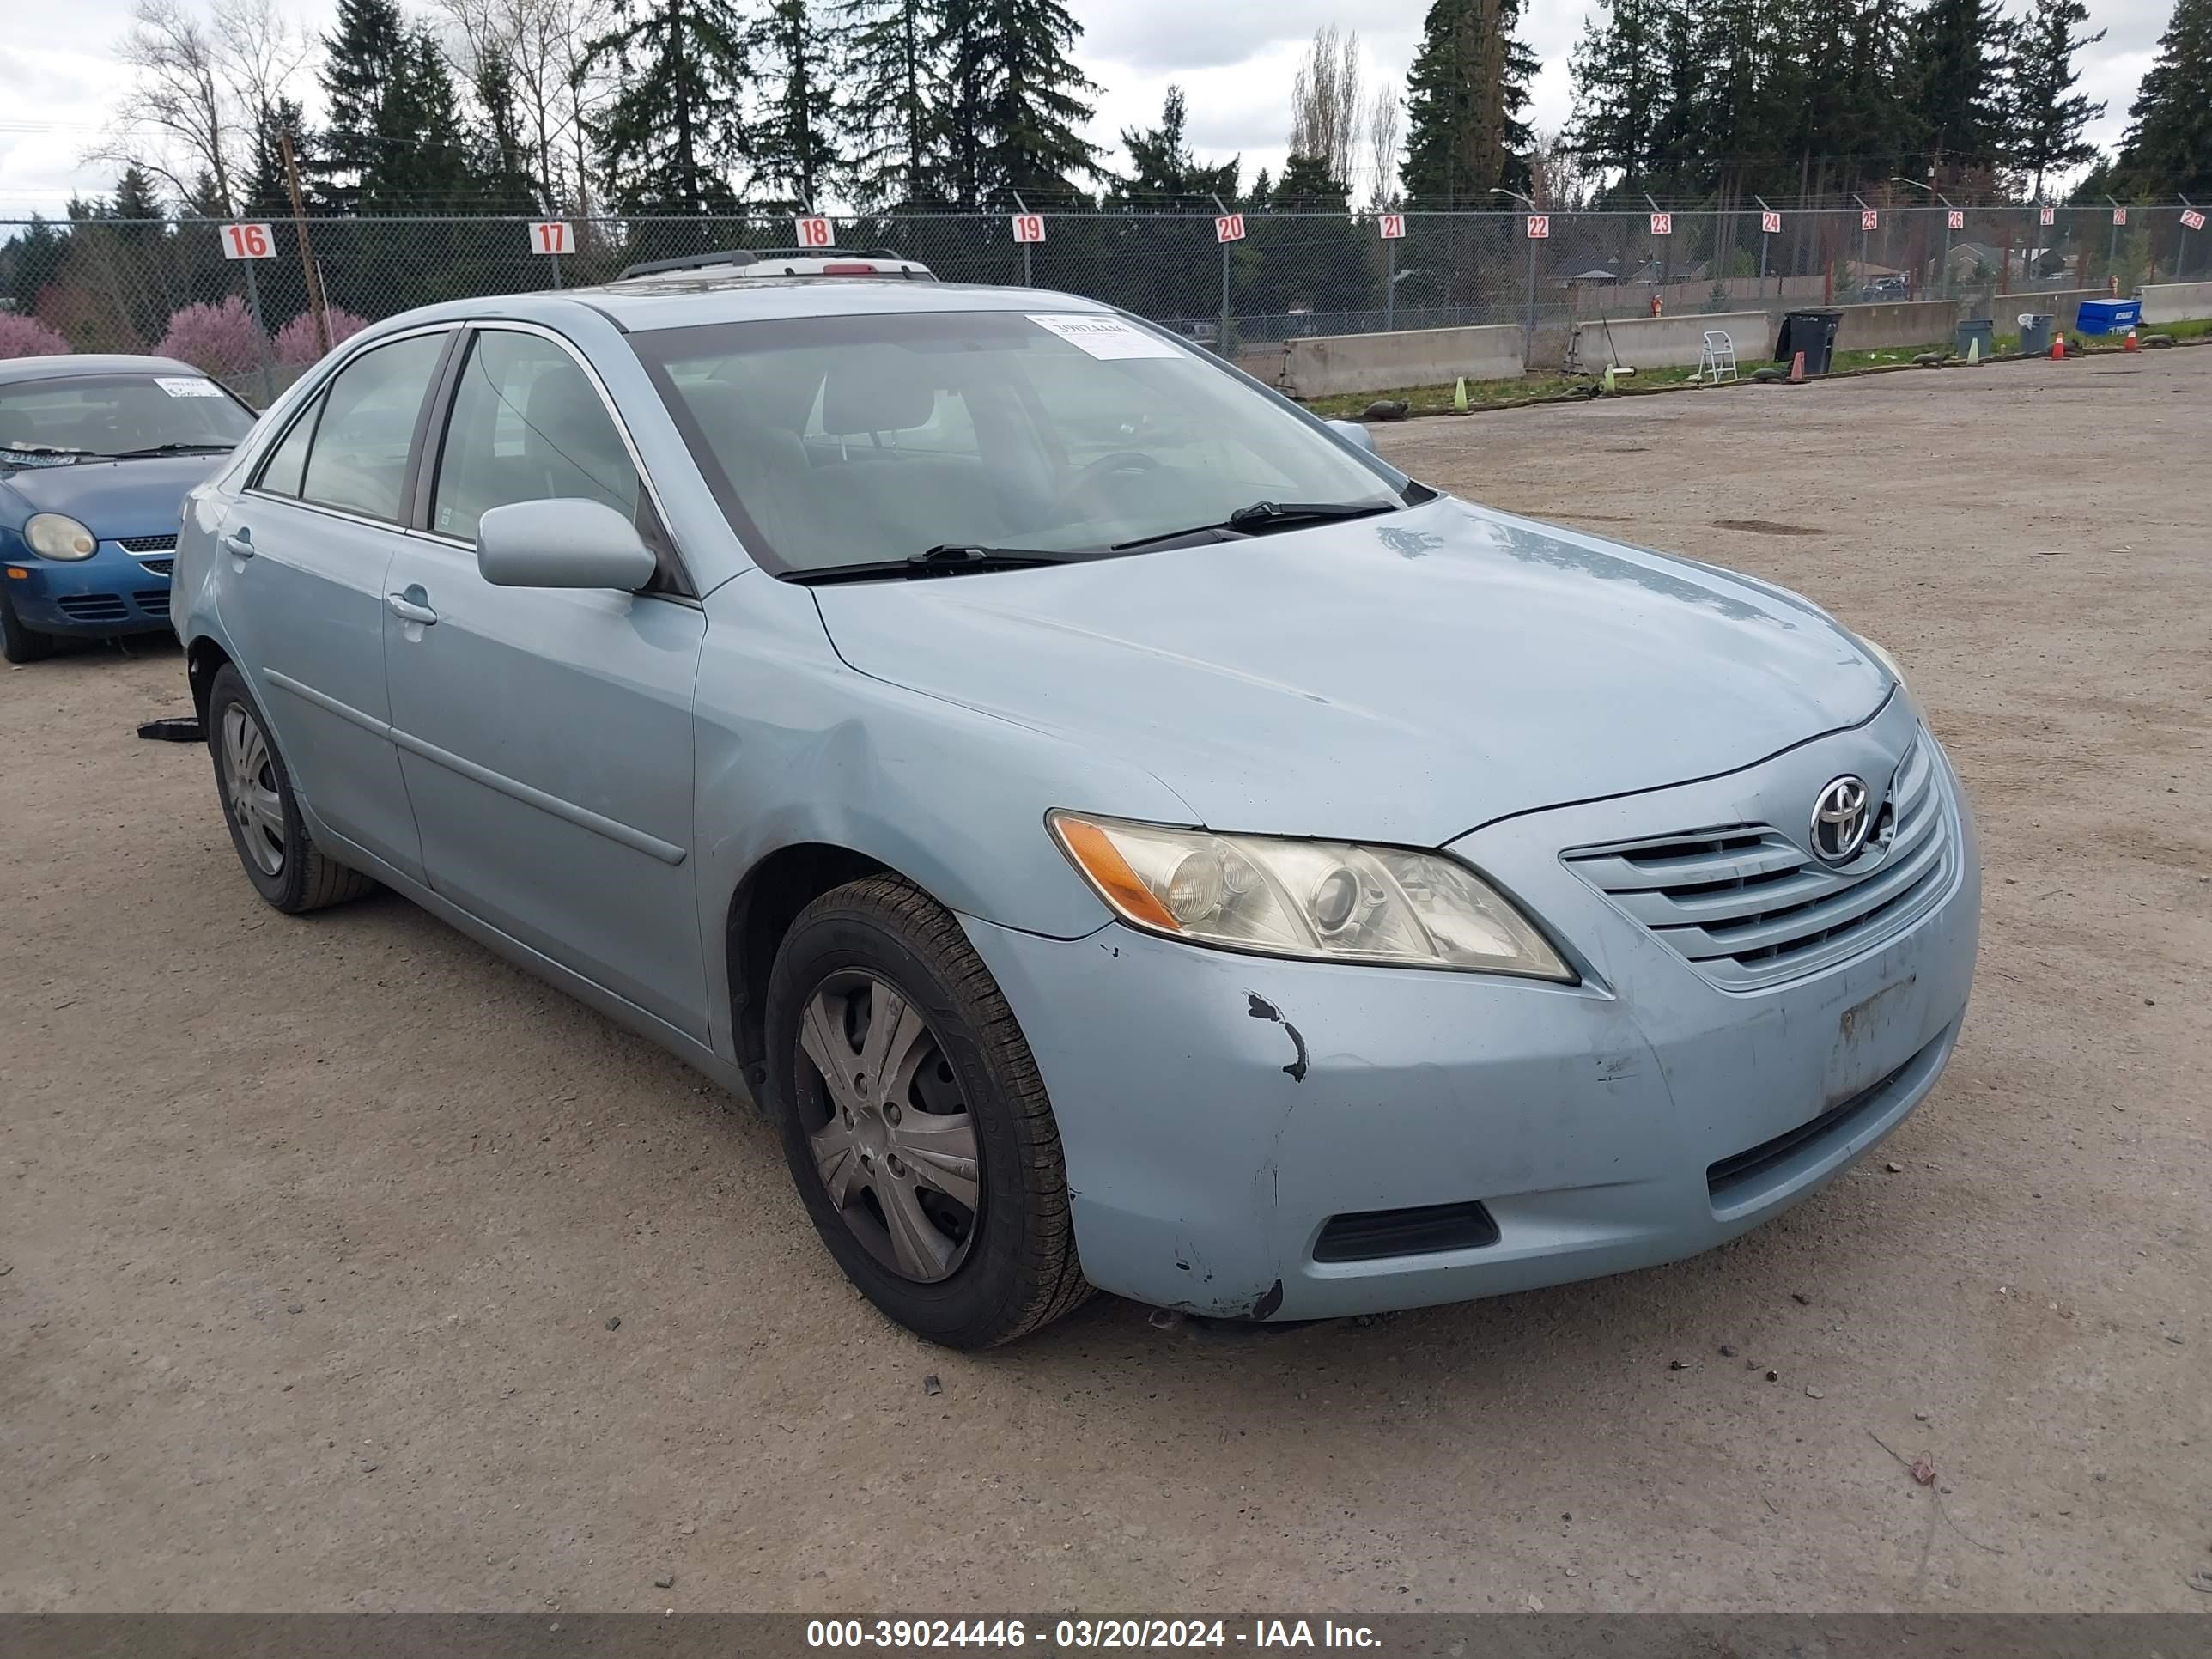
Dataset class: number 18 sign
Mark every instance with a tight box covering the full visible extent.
[221,223,275,260]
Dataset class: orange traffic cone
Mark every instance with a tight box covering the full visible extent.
[1789,350,1806,383]
[2124,327,2139,352]
[2050,332,2066,360]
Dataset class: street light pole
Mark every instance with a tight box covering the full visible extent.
[1890,178,1951,300]
[1012,191,1032,289]
[1753,194,1772,295]
[1851,193,1872,296]
[1211,191,1233,356]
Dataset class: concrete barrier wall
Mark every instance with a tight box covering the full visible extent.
[1279,325,1525,398]
[2142,282,2212,325]
[1570,311,1771,371]
[1968,288,2110,333]
[1835,300,1960,351]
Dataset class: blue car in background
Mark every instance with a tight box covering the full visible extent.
[2,354,256,663]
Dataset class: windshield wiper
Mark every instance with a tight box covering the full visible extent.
[100,442,238,460]
[1112,498,1399,551]
[784,544,1088,586]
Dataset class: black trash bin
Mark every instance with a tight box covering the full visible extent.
[1774,309,1842,375]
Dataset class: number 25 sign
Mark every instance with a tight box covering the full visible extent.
[221,222,275,260]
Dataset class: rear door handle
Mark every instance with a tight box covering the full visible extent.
[386,590,438,626]
[220,528,254,558]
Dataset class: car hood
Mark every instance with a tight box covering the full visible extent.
[0,453,225,538]
[810,497,1890,846]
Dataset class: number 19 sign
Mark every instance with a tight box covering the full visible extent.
[221,222,275,260]
[1010,213,1046,244]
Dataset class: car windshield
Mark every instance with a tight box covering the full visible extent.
[629,309,1409,574]
[0,374,254,465]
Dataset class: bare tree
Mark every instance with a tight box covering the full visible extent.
[96,0,309,216]
[1288,24,1362,185]
[1363,81,1401,209]
[433,0,615,216]
[1526,125,1594,210]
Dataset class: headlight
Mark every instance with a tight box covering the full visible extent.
[24,514,97,560]
[1048,812,1573,980]
[1857,634,1906,688]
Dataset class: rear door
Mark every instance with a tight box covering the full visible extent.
[216,327,453,881]
[380,325,711,1040]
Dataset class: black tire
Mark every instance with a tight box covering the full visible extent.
[764,874,1091,1348]
[1,593,55,665]
[204,664,376,914]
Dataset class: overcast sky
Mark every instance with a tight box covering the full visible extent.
[0,0,2169,219]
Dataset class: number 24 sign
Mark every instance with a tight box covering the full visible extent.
[220,222,275,260]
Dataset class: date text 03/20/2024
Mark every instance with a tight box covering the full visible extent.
[805,1620,1382,1649]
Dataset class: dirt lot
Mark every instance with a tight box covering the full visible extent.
[3,349,2208,1613]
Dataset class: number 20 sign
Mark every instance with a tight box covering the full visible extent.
[221,222,274,260]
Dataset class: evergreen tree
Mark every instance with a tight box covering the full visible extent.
[1566,0,1669,189]
[583,0,755,216]
[2116,0,2212,199]
[1403,0,1537,208]
[1103,89,1240,319]
[1111,88,1237,210]
[241,95,313,218]
[1905,0,2013,175]
[2004,0,2105,199]
[754,0,843,210]
[314,0,475,211]
[470,46,544,213]
[937,0,1102,208]
[839,0,948,208]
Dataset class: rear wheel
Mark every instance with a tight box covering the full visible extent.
[1,593,55,665]
[764,875,1090,1348]
[205,664,375,913]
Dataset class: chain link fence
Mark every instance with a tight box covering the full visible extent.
[3,204,2204,404]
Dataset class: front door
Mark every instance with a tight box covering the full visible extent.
[382,326,710,1040]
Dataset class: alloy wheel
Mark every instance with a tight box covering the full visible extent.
[221,703,286,878]
[796,971,981,1283]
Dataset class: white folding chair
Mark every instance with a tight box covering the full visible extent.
[1700,329,1739,384]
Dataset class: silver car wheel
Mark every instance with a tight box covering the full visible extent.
[797,971,981,1283]
[221,703,286,878]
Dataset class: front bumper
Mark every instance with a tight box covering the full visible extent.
[961,705,1981,1322]
[3,542,175,635]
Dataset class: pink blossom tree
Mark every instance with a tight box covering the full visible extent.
[154,298,266,379]
[0,313,72,359]
[273,307,369,367]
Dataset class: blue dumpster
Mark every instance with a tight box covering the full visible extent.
[2075,298,2142,336]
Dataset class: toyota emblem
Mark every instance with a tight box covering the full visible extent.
[1810,775,1875,864]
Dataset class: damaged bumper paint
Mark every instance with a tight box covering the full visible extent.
[960,708,1981,1323]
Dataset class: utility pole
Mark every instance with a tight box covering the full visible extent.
[278,130,331,356]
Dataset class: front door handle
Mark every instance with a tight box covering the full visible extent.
[220,527,254,558]
[386,588,438,626]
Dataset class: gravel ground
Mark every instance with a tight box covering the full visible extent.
[2,348,2206,1613]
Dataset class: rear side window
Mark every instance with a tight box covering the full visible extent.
[431,331,640,542]
[255,400,318,497]
[281,333,447,522]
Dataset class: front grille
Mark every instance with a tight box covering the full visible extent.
[1313,1201,1499,1262]
[1564,736,1953,990]
[56,592,129,623]
[117,533,177,554]
[137,558,174,576]
[135,589,171,617]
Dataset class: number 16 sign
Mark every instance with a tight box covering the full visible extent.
[221,223,274,259]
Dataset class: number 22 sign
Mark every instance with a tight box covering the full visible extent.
[221,223,274,260]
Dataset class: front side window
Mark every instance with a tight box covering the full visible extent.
[630,310,1407,574]
[0,374,252,466]
[431,331,641,543]
[295,332,447,522]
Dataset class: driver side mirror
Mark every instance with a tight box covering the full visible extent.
[476,498,658,591]
[1324,418,1378,454]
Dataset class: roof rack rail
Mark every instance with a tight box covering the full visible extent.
[614,246,931,280]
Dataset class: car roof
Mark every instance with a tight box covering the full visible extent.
[0,354,204,386]
[368,276,1117,338]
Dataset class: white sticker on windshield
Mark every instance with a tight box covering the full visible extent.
[1028,313,1183,360]
[155,377,225,398]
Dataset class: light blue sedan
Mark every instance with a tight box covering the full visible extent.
[172,251,1980,1347]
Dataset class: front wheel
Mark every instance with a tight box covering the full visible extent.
[204,664,376,914]
[1,593,55,665]
[764,875,1091,1348]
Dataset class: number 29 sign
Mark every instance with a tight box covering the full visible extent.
[220,223,275,260]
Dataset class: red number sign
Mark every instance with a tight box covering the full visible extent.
[1948,209,1966,231]
[795,216,835,248]
[221,222,274,260]
[2112,207,2127,227]
[1525,214,1550,239]
[1861,209,1879,231]
[2185,210,2208,232]
[1378,213,1406,240]
[2039,206,2056,227]
[529,221,572,256]
[1649,212,1672,236]
[1215,213,1246,243]
[1759,210,1782,234]
[1010,213,1046,244]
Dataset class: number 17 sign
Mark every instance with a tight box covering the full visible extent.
[529,221,573,256]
